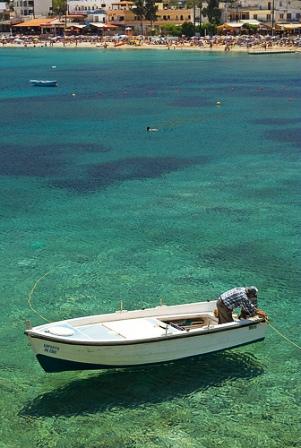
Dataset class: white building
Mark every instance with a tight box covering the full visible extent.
[14,0,52,17]
[87,8,106,22]
[68,0,115,13]
[0,1,7,12]
[220,0,301,23]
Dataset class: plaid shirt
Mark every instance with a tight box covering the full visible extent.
[219,287,256,316]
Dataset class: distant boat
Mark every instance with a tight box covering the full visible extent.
[25,299,267,373]
[30,80,57,87]
[248,50,296,55]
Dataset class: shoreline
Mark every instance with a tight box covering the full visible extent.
[1,40,301,53]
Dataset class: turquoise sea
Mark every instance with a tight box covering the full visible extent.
[0,47,300,448]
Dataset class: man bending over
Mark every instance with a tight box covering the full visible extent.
[216,286,267,324]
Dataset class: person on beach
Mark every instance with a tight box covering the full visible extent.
[216,286,267,324]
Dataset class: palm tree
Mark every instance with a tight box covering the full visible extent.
[132,0,146,35]
[52,0,67,18]
[145,0,158,32]
[202,0,221,25]
[271,0,275,36]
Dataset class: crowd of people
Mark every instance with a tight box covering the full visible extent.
[1,32,301,52]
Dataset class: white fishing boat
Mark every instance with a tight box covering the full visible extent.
[30,80,57,87]
[248,49,296,55]
[25,299,267,373]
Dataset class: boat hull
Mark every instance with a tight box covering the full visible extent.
[28,322,266,372]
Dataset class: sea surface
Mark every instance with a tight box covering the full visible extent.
[0,47,300,448]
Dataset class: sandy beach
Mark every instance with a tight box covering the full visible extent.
[1,35,301,53]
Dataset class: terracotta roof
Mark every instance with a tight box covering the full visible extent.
[13,18,55,27]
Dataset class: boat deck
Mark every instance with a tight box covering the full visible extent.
[40,313,219,342]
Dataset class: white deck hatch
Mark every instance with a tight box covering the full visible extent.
[103,318,180,340]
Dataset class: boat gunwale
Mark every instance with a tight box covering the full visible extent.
[25,319,266,347]
[27,300,218,332]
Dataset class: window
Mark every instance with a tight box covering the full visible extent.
[253,14,257,19]
[287,13,291,20]
[266,14,271,20]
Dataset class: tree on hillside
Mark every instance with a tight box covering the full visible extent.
[160,23,182,36]
[197,21,217,36]
[132,0,146,35]
[52,0,67,17]
[145,0,158,30]
[182,21,195,37]
[202,0,221,24]
[132,0,158,35]
[197,1,203,25]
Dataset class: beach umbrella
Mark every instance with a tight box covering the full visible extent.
[103,24,119,29]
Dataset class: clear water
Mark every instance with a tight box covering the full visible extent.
[0,48,300,448]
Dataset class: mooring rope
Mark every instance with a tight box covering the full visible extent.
[267,320,301,351]
[27,271,51,322]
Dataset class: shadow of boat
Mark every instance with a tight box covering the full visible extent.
[20,351,264,417]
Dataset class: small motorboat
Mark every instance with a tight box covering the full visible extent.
[30,80,57,87]
[25,299,267,373]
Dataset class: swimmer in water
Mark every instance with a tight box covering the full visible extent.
[146,126,159,132]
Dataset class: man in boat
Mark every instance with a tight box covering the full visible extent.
[216,287,267,324]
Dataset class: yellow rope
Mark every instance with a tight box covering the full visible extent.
[267,320,301,350]
[26,278,301,352]
[27,271,51,322]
